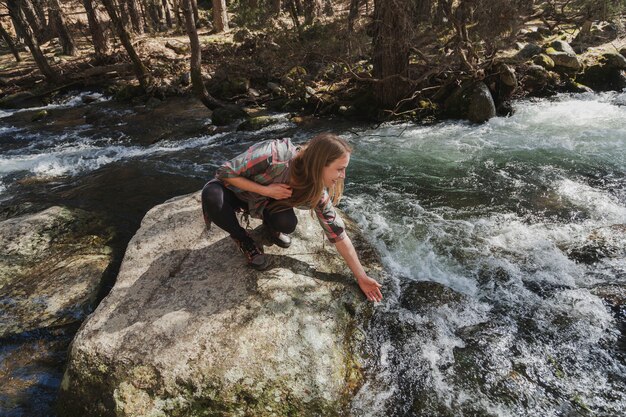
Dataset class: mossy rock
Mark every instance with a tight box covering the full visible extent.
[236,115,276,131]
[533,54,555,69]
[565,79,593,93]
[30,109,48,122]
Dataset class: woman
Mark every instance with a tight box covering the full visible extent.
[202,133,383,302]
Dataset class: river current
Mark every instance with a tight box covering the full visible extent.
[0,92,624,416]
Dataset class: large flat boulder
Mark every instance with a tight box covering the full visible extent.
[59,191,381,416]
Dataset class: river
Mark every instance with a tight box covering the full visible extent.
[0,91,624,416]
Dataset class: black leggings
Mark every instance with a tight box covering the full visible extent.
[201,180,297,241]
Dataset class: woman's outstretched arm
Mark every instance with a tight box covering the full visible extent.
[334,236,383,302]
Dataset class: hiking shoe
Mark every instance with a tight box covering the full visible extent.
[233,236,269,270]
[263,223,292,248]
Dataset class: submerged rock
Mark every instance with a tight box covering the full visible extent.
[566,224,626,264]
[400,281,465,313]
[0,207,114,338]
[59,192,380,416]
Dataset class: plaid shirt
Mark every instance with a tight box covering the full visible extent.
[215,138,347,243]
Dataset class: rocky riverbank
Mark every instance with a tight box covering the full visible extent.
[1,19,625,128]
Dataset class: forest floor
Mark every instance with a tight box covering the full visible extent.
[1,8,625,123]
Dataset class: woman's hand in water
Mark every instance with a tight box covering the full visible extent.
[264,183,292,200]
[357,275,383,302]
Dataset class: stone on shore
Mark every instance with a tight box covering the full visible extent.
[544,40,580,71]
[444,81,496,123]
[59,191,381,416]
[0,206,114,338]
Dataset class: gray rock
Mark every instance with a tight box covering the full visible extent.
[499,64,517,87]
[544,40,581,71]
[521,65,550,92]
[164,40,190,55]
[548,40,576,56]
[267,81,286,95]
[545,50,580,70]
[59,192,380,416]
[0,207,113,338]
[445,81,496,123]
[467,82,496,123]
[516,43,542,60]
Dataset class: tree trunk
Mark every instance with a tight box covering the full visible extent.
[48,0,77,55]
[162,0,173,28]
[288,0,302,39]
[191,0,200,25]
[101,0,152,90]
[6,0,61,83]
[171,0,185,28]
[347,0,360,32]
[181,0,223,109]
[32,0,48,25]
[117,0,131,29]
[303,0,322,25]
[212,0,229,32]
[144,0,161,31]
[127,0,145,33]
[323,0,333,16]
[21,0,46,42]
[371,0,410,109]
[294,0,303,16]
[82,0,110,60]
[270,0,281,16]
[0,21,22,62]
[32,0,51,38]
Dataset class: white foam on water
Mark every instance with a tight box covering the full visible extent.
[555,178,626,223]
[0,132,226,180]
[345,93,626,415]
[0,91,110,119]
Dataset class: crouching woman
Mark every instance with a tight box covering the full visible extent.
[201,133,383,302]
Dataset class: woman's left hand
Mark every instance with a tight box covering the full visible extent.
[357,275,383,302]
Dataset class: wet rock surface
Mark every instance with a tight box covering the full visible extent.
[0,206,114,338]
[59,191,382,416]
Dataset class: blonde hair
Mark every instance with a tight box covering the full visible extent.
[270,133,352,212]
